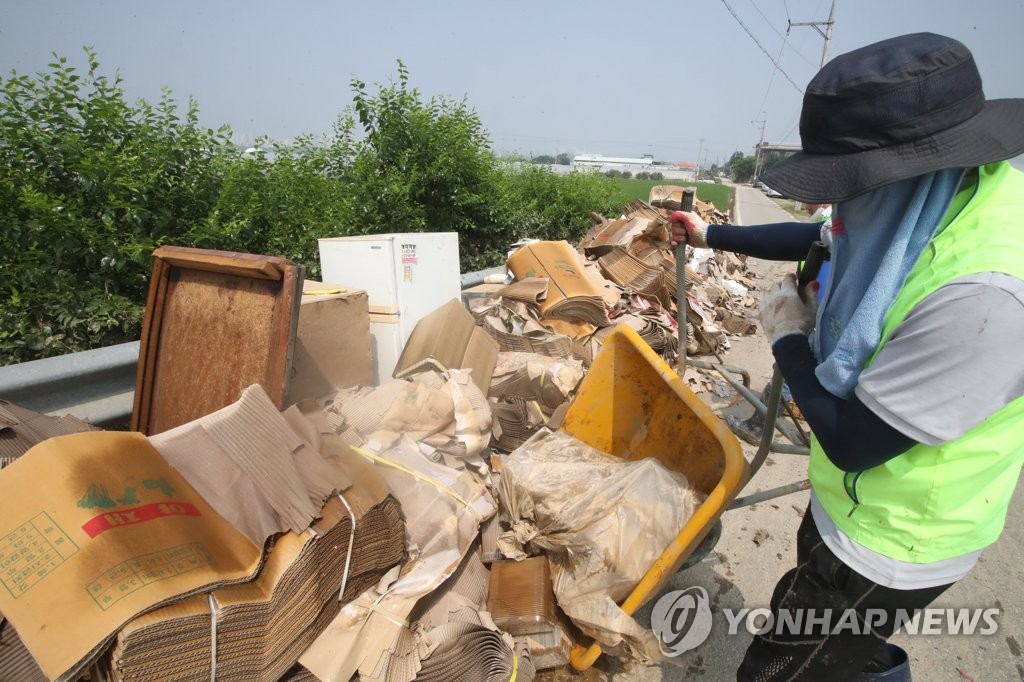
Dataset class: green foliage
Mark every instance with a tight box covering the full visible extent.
[328,62,495,242]
[727,152,757,182]
[0,54,629,364]
[487,162,626,266]
[0,49,234,363]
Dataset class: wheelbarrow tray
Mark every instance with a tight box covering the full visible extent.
[559,325,749,670]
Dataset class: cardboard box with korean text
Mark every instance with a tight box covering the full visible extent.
[0,431,264,681]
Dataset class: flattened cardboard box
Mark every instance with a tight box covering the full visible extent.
[393,299,499,394]
[506,241,610,326]
[0,431,263,681]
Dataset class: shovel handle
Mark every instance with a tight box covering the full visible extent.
[676,188,696,374]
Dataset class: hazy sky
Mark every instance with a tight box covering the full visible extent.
[3,1,1024,167]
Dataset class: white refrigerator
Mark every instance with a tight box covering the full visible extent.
[318,233,462,385]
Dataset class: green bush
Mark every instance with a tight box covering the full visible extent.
[0,50,234,363]
[0,54,627,364]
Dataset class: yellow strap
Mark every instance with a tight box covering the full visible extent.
[352,446,468,506]
[509,653,518,682]
[303,287,347,295]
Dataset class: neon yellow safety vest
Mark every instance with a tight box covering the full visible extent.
[809,161,1024,563]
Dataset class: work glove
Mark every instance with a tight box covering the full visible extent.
[668,211,708,248]
[758,274,819,346]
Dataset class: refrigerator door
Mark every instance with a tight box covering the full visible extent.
[318,233,462,350]
[318,236,401,314]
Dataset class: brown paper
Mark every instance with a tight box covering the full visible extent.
[0,431,263,681]
[506,241,610,326]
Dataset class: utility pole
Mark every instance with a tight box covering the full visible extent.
[788,0,837,68]
[751,119,766,182]
[696,137,704,180]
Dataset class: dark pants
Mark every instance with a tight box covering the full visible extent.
[736,506,953,681]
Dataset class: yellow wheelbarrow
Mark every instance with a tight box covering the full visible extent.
[560,324,750,671]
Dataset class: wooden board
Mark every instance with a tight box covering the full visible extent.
[131,246,303,435]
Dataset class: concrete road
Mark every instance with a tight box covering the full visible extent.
[611,184,1024,681]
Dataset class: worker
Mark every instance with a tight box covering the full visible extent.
[671,32,1024,681]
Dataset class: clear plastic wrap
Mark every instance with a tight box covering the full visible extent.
[497,429,705,660]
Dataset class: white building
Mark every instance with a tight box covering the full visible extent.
[571,154,696,181]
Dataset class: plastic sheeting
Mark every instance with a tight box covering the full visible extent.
[498,430,704,661]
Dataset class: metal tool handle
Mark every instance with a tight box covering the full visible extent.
[752,240,830,474]
[798,240,829,292]
[675,188,697,374]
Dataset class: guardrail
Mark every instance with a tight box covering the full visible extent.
[0,267,507,427]
[0,341,140,427]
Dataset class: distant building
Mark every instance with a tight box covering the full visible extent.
[571,154,696,181]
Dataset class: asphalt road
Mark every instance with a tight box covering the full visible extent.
[608,184,1024,681]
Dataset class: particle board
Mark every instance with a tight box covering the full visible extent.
[131,246,303,435]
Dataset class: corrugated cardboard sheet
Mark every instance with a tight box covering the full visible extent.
[299,437,495,682]
[104,449,406,682]
[506,241,610,326]
[287,280,373,405]
[150,384,341,546]
[0,399,97,467]
[393,299,499,394]
[0,432,264,681]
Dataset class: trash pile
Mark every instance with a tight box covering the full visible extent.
[0,186,748,681]
[470,188,759,394]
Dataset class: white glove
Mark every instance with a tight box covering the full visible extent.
[758,274,819,345]
[669,211,709,248]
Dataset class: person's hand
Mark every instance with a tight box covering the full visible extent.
[758,274,820,345]
[668,211,708,248]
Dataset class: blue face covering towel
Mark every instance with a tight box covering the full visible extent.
[811,168,966,398]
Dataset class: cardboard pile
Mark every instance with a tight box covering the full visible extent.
[102,453,405,681]
[0,399,97,470]
[0,217,755,680]
[488,352,584,451]
[0,432,267,681]
[506,241,611,327]
[298,437,498,682]
[465,191,756,389]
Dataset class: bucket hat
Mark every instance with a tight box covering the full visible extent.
[761,32,1024,203]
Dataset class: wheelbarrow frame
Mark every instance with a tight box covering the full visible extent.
[562,325,811,671]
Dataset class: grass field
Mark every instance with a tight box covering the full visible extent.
[614,178,733,213]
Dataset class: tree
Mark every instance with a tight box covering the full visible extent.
[556,153,571,165]
[729,155,757,183]
[0,55,630,361]
[532,154,556,164]
[0,49,234,362]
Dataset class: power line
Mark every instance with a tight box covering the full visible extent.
[719,0,804,94]
[753,33,789,124]
[746,0,818,68]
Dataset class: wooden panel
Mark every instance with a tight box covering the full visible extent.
[131,246,302,435]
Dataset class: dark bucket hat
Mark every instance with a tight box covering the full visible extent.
[761,32,1024,203]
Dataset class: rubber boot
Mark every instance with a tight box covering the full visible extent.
[858,643,911,681]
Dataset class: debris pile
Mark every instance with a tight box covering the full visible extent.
[0,189,755,682]
[470,187,759,388]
